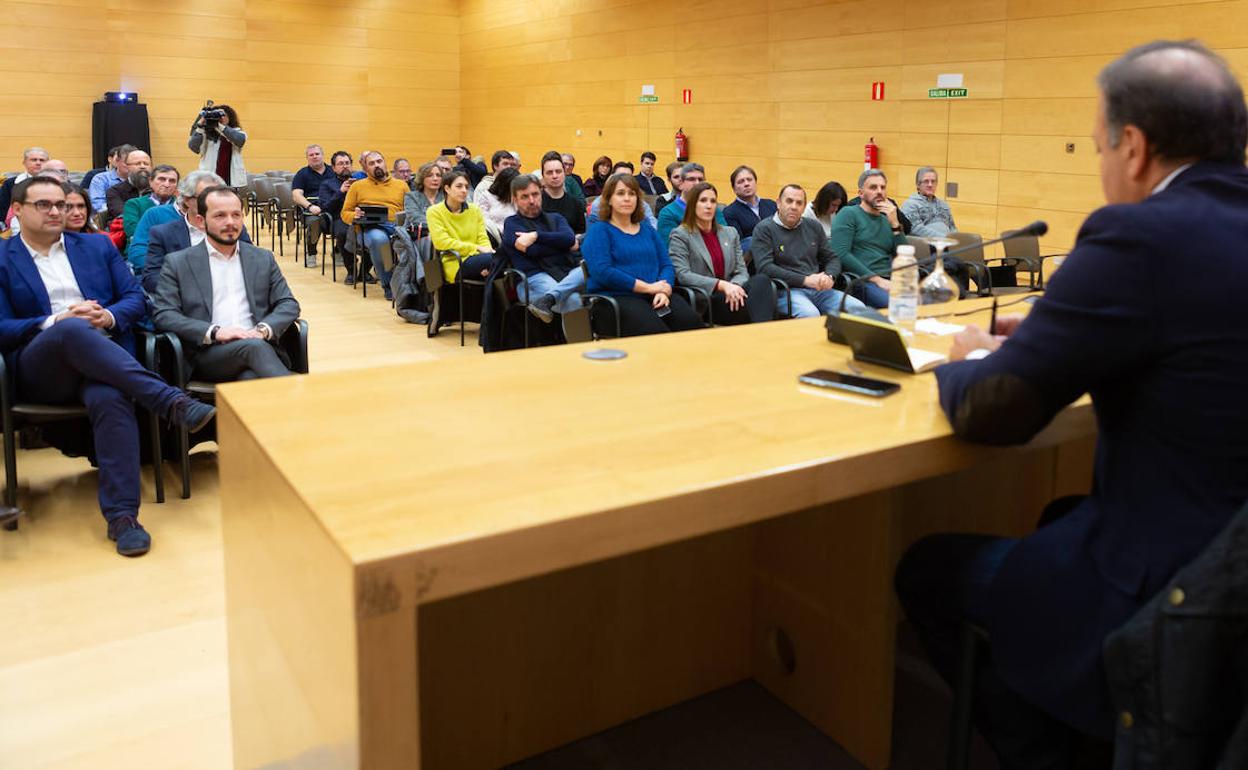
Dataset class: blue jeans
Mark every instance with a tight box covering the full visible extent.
[360,223,395,284]
[516,270,585,313]
[851,279,890,309]
[784,287,869,318]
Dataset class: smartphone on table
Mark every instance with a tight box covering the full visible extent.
[798,369,900,398]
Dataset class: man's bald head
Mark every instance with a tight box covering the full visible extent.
[1098,40,1247,164]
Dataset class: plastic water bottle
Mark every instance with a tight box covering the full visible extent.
[889,244,919,335]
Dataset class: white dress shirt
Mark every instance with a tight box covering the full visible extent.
[186,213,207,247]
[22,234,114,332]
[207,242,254,331]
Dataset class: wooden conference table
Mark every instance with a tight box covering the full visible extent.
[218,297,1096,770]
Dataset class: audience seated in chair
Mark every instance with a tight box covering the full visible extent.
[392,158,414,190]
[315,151,358,284]
[87,144,133,214]
[476,167,519,242]
[62,184,105,236]
[633,151,668,196]
[832,169,913,309]
[581,155,612,198]
[668,182,775,325]
[803,180,847,239]
[581,174,701,337]
[341,150,409,301]
[500,174,584,324]
[104,149,152,225]
[722,165,778,255]
[427,169,494,284]
[403,162,445,231]
[39,160,69,183]
[472,149,518,204]
[0,146,50,235]
[123,164,179,271]
[539,151,586,234]
[589,167,657,230]
[901,166,957,238]
[141,171,253,294]
[0,177,214,557]
[753,183,867,318]
[561,153,585,200]
[152,185,300,382]
[655,163,726,245]
[292,144,336,268]
[652,161,684,215]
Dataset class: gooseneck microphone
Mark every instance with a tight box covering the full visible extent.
[832,221,1049,318]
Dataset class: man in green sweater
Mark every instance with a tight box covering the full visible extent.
[830,169,909,308]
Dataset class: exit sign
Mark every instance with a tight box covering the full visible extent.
[928,87,968,99]
[638,95,658,103]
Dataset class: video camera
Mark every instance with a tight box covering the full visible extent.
[199,100,226,130]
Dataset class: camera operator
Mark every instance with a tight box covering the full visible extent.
[188,102,247,188]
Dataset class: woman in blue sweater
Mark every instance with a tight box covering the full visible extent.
[582,174,702,337]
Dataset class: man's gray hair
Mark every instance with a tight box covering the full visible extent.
[22,146,48,160]
[306,144,323,153]
[680,162,705,176]
[858,168,887,189]
[179,170,225,197]
[915,166,938,185]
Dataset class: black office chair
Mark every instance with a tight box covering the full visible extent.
[1,349,165,530]
[423,242,488,347]
[144,320,309,499]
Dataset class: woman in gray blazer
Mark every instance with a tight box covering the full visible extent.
[667,182,776,324]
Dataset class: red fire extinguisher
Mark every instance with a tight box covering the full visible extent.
[864,137,880,171]
[675,128,689,162]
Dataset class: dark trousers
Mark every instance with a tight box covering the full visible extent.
[710,273,776,325]
[304,213,322,255]
[15,318,185,522]
[192,339,292,382]
[455,252,494,283]
[332,220,354,273]
[895,498,1107,770]
[599,293,702,337]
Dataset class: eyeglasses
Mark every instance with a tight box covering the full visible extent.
[28,200,68,213]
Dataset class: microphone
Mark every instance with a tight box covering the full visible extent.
[830,220,1048,325]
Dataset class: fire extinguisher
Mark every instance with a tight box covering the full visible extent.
[864,137,880,171]
[675,128,689,162]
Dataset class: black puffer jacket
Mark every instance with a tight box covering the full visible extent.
[1104,498,1248,769]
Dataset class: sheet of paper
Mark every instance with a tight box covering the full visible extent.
[906,347,948,373]
[915,318,966,336]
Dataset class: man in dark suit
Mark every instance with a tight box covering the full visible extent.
[140,171,251,294]
[152,186,300,382]
[895,40,1248,767]
[0,177,215,556]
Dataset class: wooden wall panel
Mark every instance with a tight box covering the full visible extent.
[1,0,459,175]
[459,0,1248,253]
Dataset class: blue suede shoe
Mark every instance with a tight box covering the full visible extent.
[107,515,151,557]
[173,399,216,433]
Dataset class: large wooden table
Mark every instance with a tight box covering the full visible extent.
[218,299,1095,770]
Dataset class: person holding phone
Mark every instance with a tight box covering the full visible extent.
[581,174,701,337]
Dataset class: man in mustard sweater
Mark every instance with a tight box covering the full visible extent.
[342,151,408,300]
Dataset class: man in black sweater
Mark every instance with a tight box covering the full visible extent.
[539,151,586,234]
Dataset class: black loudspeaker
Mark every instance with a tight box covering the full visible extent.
[92,101,151,169]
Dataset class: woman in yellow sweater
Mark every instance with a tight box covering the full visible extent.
[426,169,494,283]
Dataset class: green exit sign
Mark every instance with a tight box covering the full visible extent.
[928,88,969,99]
[638,95,659,103]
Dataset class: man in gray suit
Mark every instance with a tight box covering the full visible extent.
[152,186,300,381]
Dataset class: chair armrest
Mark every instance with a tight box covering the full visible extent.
[279,319,309,374]
[137,329,187,389]
[675,285,711,326]
[502,267,529,305]
[770,278,793,319]
[583,293,622,339]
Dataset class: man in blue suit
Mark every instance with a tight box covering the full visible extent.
[0,177,215,556]
[895,40,1248,767]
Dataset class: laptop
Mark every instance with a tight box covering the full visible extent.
[824,313,948,374]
